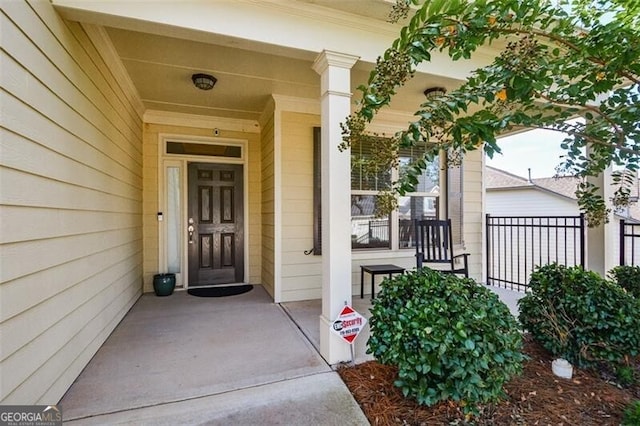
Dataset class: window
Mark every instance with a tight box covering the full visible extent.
[350,139,392,249]
[311,128,457,253]
[448,164,463,245]
[166,141,242,158]
[351,138,440,250]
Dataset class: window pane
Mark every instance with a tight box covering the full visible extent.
[167,142,242,158]
[398,196,439,248]
[167,166,181,273]
[351,139,392,191]
[448,165,463,245]
[351,195,390,249]
[398,148,439,193]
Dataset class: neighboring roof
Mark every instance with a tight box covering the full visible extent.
[485,166,531,189]
[485,166,578,201]
[531,176,580,200]
[486,166,640,222]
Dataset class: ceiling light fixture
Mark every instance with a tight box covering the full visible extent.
[192,73,217,90]
[423,86,447,99]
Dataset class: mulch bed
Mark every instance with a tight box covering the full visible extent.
[338,336,639,425]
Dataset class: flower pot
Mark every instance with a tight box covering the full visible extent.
[153,273,176,296]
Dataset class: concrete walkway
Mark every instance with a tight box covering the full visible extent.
[59,286,369,425]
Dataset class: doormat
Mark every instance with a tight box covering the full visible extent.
[187,285,253,298]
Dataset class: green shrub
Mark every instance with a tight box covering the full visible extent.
[367,268,524,413]
[622,400,640,426]
[518,263,640,368]
[608,265,640,298]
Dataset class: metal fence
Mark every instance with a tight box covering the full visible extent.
[486,214,585,291]
[620,219,640,266]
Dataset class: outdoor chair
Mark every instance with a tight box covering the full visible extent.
[414,218,469,277]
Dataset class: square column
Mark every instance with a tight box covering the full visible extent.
[585,163,615,276]
[312,50,359,364]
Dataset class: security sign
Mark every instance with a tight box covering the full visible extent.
[331,305,367,344]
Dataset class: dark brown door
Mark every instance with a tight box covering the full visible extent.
[188,163,244,286]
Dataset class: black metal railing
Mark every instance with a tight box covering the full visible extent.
[619,219,640,266]
[486,214,585,291]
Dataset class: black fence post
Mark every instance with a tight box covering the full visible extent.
[620,219,626,266]
[579,213,585,269]
[485,214,491,286]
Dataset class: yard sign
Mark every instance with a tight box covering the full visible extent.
[331,305,366,344]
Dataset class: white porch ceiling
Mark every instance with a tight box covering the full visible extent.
[57,0,467,122]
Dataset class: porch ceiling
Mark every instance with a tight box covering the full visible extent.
[59,0,466,122]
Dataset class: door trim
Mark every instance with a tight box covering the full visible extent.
[158,133,249,288]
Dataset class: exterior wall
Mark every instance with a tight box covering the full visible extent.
[1,1,143,403]
[462,149,485,281]
[280,112,322,301]
[278,110,423,302]
[141,122,262,292]
[276,112,486,302]
[487,189,578,217]
[260,108,276,298]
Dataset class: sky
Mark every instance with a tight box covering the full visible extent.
[486,128,571,180]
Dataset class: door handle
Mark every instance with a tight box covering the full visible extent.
[188,218,195,244]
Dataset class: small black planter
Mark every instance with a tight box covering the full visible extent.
[153,273,176,296]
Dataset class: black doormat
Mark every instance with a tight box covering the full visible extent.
[187,285,253,298]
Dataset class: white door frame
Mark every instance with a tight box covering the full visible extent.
[158,133,249,288]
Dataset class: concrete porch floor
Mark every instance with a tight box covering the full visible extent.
[59,283,523,424]
[59,285,368,425]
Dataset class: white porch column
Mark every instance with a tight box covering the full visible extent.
[312,50,358,364]
[585,165,615,276]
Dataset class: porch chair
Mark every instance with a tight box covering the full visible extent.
[414,219,469,277]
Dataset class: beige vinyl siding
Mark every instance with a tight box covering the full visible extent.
[1,0,143,404]
[261,111,276,298]
[461,150,484,281]
[280,112,321,301]
[141,123,262,291]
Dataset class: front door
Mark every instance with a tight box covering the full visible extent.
[187,163,244,286]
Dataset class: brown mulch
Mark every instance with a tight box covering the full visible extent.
[338,337,640,425]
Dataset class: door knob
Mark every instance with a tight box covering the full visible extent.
[188,223,195,244]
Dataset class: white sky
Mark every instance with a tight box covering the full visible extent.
[486,128,570,179]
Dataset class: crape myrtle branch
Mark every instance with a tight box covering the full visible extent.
[342,0,640,226]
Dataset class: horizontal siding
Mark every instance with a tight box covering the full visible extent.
[261,111,275,297]
[462,150,484,281]
[279,112,321,301]
[486,189,578,217]
[0,1,143,404]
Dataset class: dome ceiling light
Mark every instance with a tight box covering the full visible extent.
[192,73,217,90]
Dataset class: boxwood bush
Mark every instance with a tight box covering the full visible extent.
[608,265,640,298]
[367,268,524,413]
[519,263,640,368]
